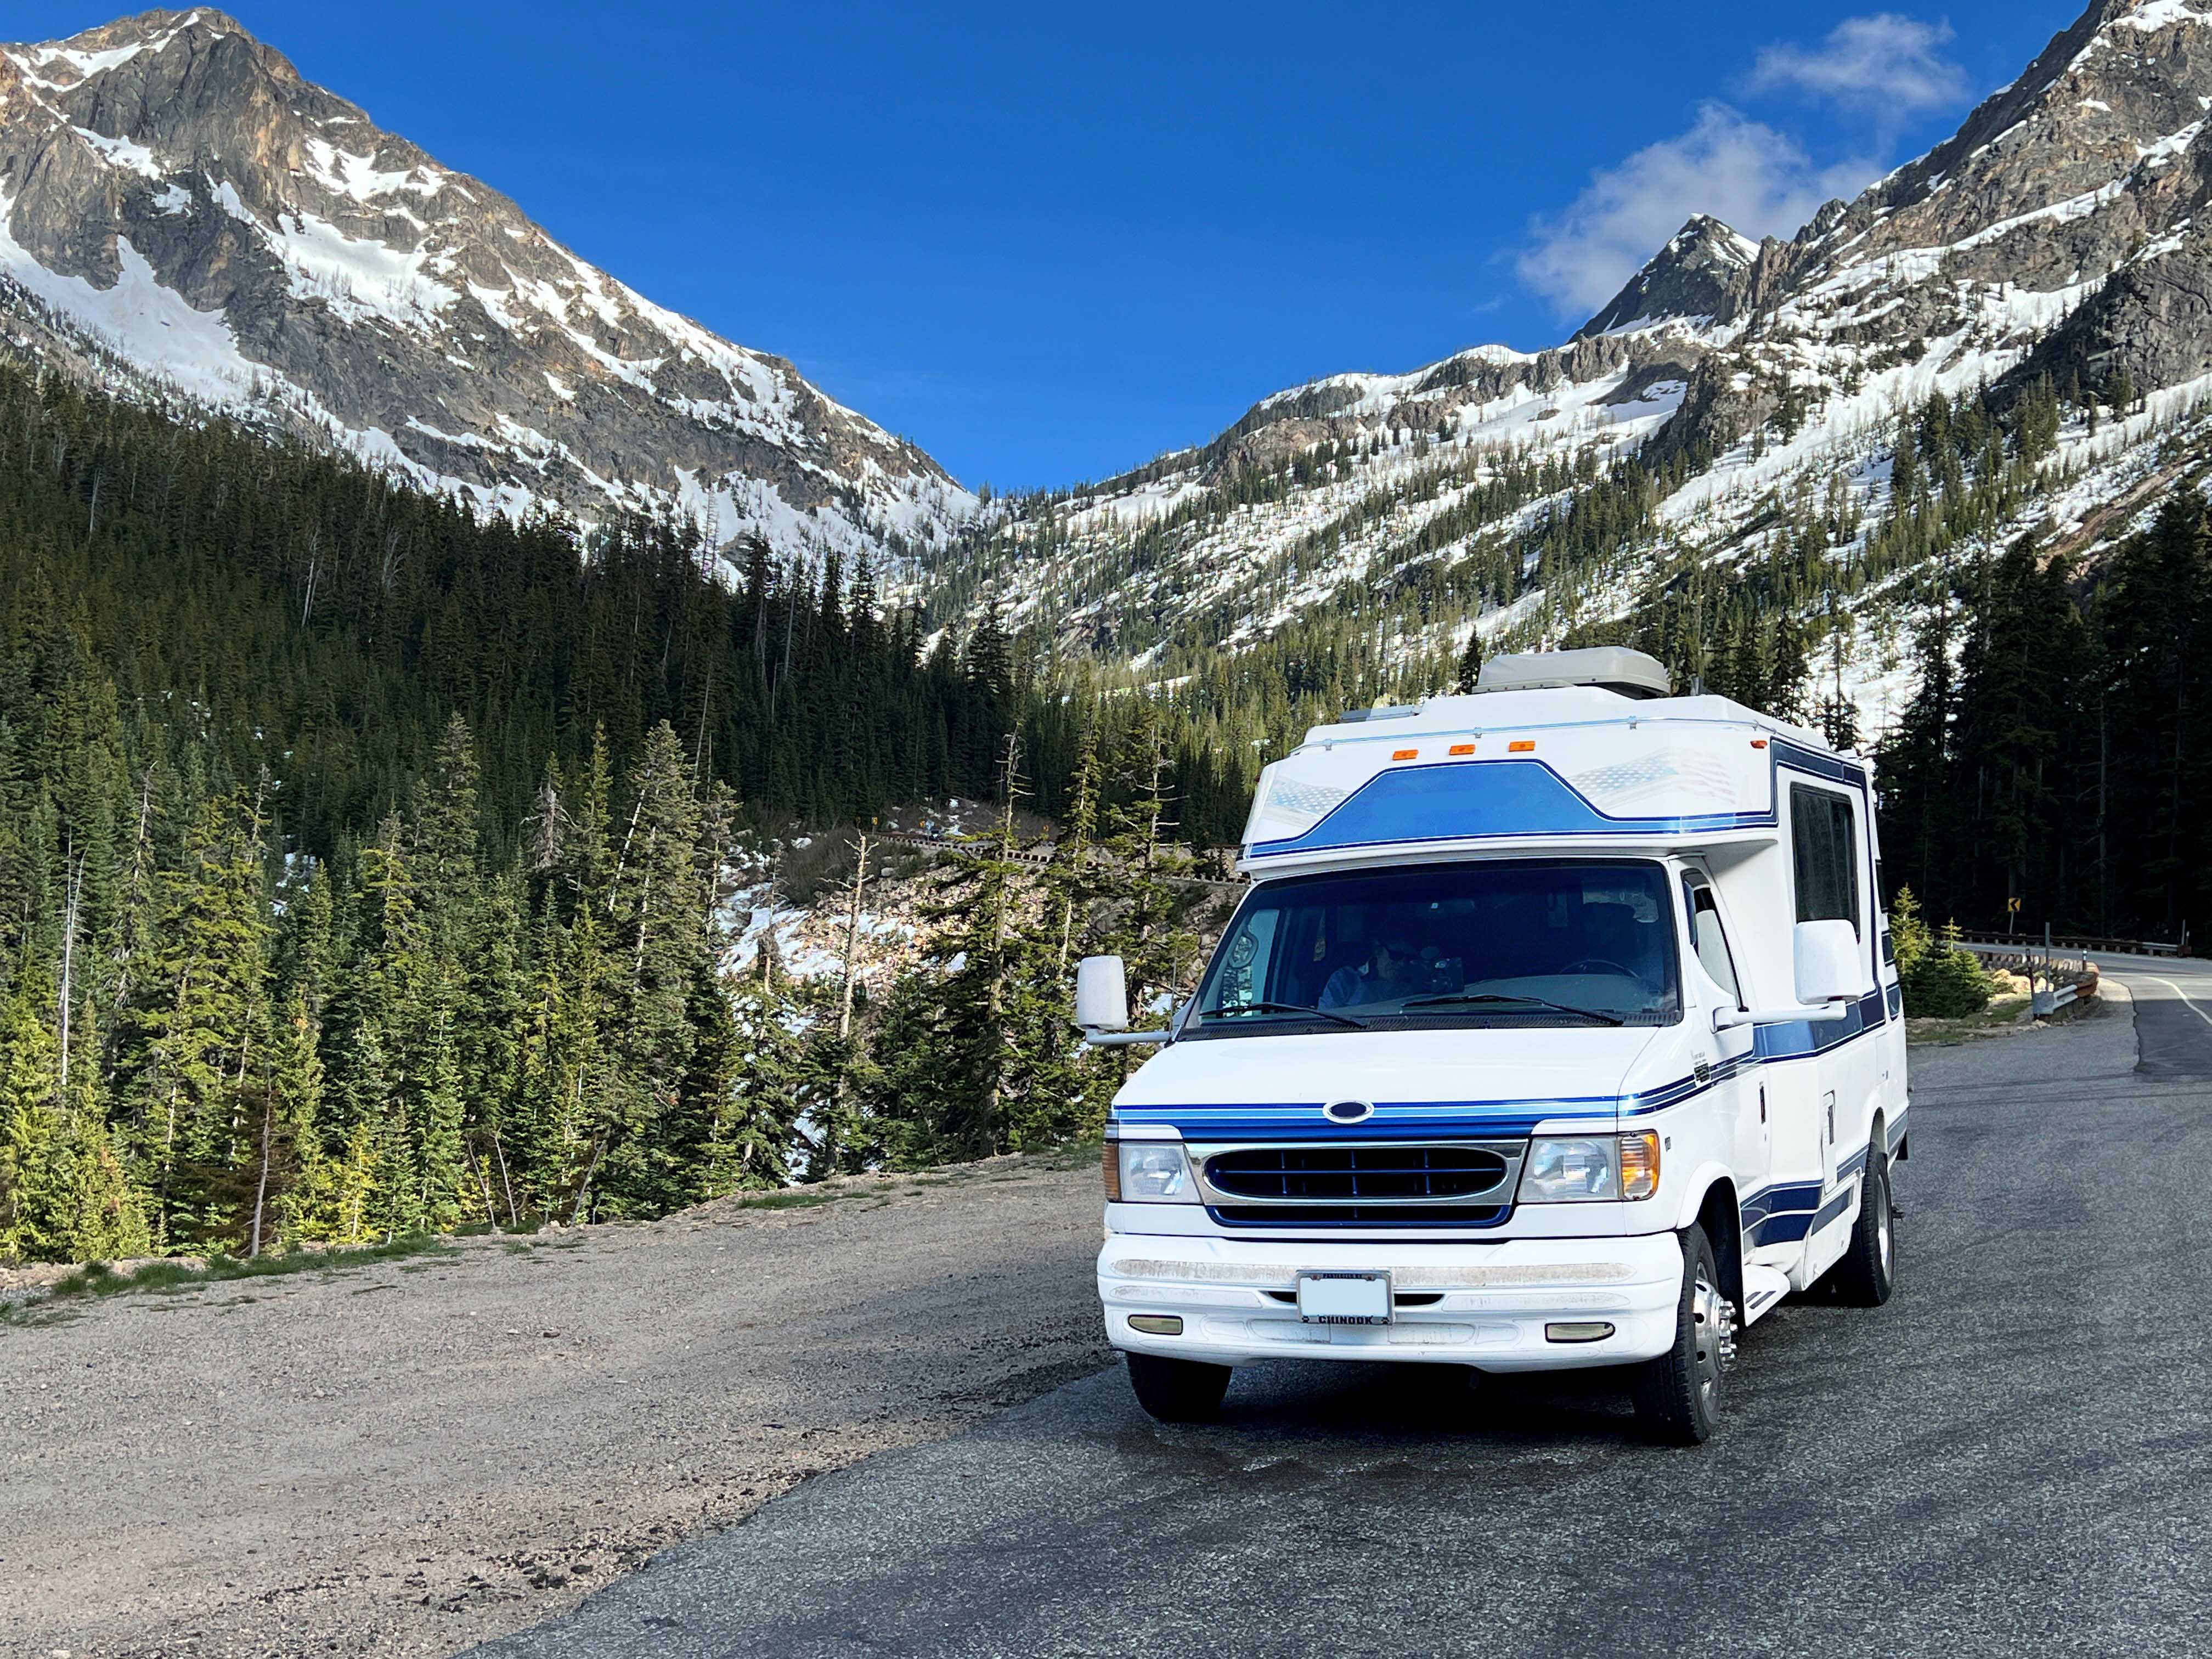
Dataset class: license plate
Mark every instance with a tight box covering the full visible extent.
[1297,1271,1392,1325]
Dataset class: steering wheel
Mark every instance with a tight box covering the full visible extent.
[1559,957,1634,978]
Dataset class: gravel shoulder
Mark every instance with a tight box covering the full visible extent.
[1,1158,1109,1658]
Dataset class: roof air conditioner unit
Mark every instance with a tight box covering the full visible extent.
[1474,647,1672,701]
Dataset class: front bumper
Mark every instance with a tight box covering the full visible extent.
[1097,1230,1683,1371]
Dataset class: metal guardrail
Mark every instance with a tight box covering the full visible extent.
[1955,938,2098,1017]
[1951,928,2179,958]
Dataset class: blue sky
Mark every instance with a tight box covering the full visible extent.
[19,2,2086,490]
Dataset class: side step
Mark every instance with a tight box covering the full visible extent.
[1741,1265,1792,1327]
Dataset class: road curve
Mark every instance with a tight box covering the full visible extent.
[473,965,2212,1659]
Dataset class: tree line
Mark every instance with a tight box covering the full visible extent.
[1876,488,2212,947]
[0,338,2186,1262]
[0,360,1214,1262]
[0,707,1215,1261]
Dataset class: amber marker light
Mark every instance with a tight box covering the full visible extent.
[1620,1130,1661,1199]
[1392,748,1419,760]
[1448,743,1476,756]
[1102,1141,1121,1203]
[1751,738,1769,749]
[1508,740,1536,753]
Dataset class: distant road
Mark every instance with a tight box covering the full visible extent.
[475,962,2212,1659]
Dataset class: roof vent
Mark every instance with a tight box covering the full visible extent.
[1475,647,1672,701]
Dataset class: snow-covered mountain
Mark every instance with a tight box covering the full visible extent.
[932,0,2212,732]
[1576,215,1762,340]
[0,9,975,563]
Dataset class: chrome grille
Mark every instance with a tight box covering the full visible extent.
[1194,1139,1525,1213]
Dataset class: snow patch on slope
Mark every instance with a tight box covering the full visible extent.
[72,125,160,177]
[270,210,459,329]
[302,138,444,204]
[0,204,260,404]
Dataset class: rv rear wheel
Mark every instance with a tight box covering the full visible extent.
[1631,1224,1730,1446]
[1829,1143,1897,1307]
[1126,1352,1233,1423]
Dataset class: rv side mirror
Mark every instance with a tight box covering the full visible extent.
[1075,955,1130,1033]
[1793,919,1871,1005]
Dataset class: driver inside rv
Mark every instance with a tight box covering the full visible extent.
[1196,860,1680,1032]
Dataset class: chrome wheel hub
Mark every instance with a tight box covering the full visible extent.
[1876,1172,1893,1276]
[1691,1272,1734,1406]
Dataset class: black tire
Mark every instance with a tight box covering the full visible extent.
[1829,1139,1897,1307]
[1630,1224,1731,1446]
[1126,1352,1233,1423]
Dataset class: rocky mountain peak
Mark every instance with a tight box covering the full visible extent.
[0,9,974,564]
[934,0,2212,682]
[1792,0,2212,286]
[1628,0,2212,468]
[1574,214,1762,340]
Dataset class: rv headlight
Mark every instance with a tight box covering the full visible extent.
[1115,1142,1198,1204]
[1518,1132,1661,1203]
[1520,1137,1617,1201]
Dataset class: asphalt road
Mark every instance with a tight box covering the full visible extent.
[474,966,2212,1659]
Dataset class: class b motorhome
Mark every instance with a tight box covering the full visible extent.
[1076,648,1905,1444]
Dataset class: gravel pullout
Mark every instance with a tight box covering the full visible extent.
[0,1158,1108,1657]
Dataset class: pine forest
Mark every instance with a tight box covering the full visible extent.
[2,346,2209,1266]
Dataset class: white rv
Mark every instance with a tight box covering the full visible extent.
[1077,648,1905,1443]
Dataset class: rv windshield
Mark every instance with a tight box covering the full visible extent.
[1191,859,1680,1036]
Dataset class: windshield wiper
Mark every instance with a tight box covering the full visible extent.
[1398,992,1624,1026]
[1201,1000,1370,1031]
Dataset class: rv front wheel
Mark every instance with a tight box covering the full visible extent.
[1126,1352,1232,1423]
[1632,1224,1729,1446]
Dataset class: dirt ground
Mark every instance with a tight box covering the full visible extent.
[0,1158,1109,1658]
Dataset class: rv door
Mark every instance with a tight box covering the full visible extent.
[1787,779,1883,1272]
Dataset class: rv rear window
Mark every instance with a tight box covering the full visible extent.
[1791,785,1860,937]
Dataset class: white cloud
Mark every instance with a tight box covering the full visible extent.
[1747,13,1969,124]
[1515,103,1874,318]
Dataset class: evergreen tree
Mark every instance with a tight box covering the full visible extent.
[2097,496,2212,939]
[1949,538,2089,927]
[247,990,323,1254]
[1454,627,1485,695]
[117,795,270,1246]
[1099,713,1201,1046]
[1877,569,1962,904]
[0,984,69,1261]
[707,971,803,1192]
[598,723,715,1214]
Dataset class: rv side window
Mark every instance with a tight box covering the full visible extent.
[1792,785,1861,938]
[1681,878,1742,1005]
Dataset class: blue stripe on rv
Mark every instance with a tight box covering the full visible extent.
[1248,758,1774,860]
[1246,738,1868,862]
